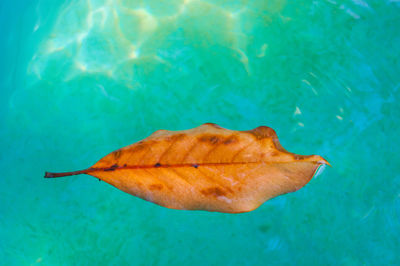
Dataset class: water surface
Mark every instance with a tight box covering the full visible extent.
[1,0,399,265]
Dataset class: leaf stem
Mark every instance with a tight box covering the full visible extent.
[44,168,93,178]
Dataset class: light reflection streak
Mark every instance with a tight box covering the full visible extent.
[28,0,284,82]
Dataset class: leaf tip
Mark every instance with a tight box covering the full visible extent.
[318,156,331,167]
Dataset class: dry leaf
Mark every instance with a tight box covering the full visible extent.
[45,123,329,213]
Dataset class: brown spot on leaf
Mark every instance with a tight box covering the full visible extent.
[199,135,221,144]
[223,136,238,145]
[131,144,147,153]
[201,187,226,197]
[165,134,186,142]
[293,154,303,160]
[149,184,163,190]
[104,164,118,171]
[245,126,277,140]
[113,150,122,159]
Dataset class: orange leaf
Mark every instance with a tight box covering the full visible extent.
[45,123,329,213]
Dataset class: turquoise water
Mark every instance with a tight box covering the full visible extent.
[1,0,399,264]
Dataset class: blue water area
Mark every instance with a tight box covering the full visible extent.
[1,0,399,265]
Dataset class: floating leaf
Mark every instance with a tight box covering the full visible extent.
[45,123,329,213]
